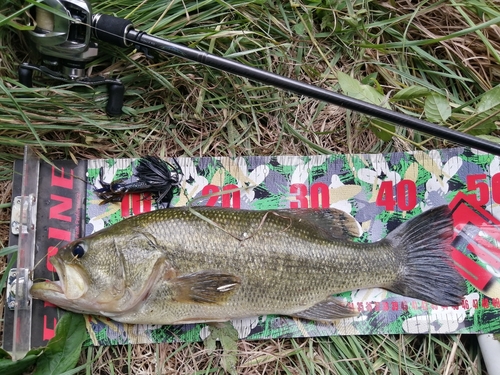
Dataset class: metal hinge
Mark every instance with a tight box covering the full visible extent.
[11,195,36,235]
[6,268,32,311]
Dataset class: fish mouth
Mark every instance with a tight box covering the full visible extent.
[30,279,64,296]
[30,256,65,299]
[30,256,88,301]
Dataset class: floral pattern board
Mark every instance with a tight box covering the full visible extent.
[83,148,500,345]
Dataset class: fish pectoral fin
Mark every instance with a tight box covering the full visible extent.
[171,270,241,304]
[291,297,358,321]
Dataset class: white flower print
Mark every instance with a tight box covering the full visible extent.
[222,157,270,204]
[416,151,462,211]
[176,158,209,206]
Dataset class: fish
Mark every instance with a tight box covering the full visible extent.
[30,205,466,325]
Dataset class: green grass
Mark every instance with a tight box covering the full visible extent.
[74,334,484,374]
[1,0,499,373]
[1,0,498,158]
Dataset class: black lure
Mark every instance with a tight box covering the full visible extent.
[94,156,182,207]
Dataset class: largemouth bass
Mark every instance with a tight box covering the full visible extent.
[30,205,465,324]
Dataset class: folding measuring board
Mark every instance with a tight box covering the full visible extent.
[4,147,500,358]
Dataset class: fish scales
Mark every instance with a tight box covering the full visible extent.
[140,209,391,316]
[31,206,466,324]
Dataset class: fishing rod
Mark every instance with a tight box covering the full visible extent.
[20,0,500,155]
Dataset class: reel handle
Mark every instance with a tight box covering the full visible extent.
[18,62,124,116]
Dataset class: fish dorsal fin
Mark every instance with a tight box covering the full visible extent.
[278,208,362,240]
[291,296,358,321]
[170,270,241,304]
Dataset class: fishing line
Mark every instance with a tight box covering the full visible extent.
[30,240,64,282]
[91,16,500,155]
[186,186,265,241]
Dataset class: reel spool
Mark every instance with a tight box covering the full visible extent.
[27,0,96,75]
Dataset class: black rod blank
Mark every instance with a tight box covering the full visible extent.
[93,15,500,155]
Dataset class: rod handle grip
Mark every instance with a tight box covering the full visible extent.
[93,14,133,48]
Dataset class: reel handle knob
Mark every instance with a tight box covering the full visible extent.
[106,81,125,116]
[19,64,34,87]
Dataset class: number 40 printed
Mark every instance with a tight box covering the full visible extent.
[374,173,498,212]
[375,180,417,211]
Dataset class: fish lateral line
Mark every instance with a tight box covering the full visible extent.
[187,185,263,241]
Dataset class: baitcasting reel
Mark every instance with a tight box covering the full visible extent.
[21,0,124,116]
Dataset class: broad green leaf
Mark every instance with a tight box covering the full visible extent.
[370,119,395,142]
[203,323,238,375]
[459,116,498,136]
[337,71,394,140]
[33,313,86,375]
[458,86,500,135]
[424,93,451,123]
[392,86,431,100]
[293,22,306,36]
[337,71,390,109]
[477,85,500,113]
[203,327,217,354]
[220,324,238,375]
[0,347,45,375]
[463,121,498,136]
[360,72,379,85]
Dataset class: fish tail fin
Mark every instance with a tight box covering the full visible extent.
[385,206,466,306]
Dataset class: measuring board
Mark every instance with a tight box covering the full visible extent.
[4,147,500,357]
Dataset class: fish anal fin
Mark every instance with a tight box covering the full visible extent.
[171,270,241,304]
[291,297,358,321]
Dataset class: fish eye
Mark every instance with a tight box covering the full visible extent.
[72,243,86,259]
